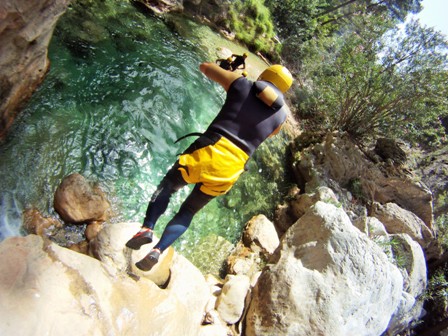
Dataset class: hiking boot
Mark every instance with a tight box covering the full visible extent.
[125,227,153,250]
[136,249,160,271]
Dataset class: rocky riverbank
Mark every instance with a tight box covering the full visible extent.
[0,131,438,335]
[0,0,444,335]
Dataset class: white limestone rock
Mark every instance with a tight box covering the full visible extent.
[216,274,251,324]
[0,234,209,336]
[245,201,404,336]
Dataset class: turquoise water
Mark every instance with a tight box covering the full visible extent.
[0,0,290,274]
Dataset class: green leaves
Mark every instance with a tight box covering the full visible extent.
[296,14,448,145]
[228,0,278,55]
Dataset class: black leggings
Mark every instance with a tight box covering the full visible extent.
[142,162,215,252]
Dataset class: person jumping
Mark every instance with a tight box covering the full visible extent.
[126,62,293,271]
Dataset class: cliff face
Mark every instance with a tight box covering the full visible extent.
[0,0,71,140]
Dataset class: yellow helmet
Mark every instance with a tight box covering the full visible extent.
[258,65,293,93]
[243,52,248,58]
[242,71,248,77]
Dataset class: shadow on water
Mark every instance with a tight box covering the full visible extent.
[0,0,292,275]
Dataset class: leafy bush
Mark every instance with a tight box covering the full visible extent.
[422,266,448,329]
[228,0,280,56]
[295,15,448,144]
[265,0,323,41]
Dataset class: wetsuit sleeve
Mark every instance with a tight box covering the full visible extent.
[269,124,282,137]
[200,62,241,92]
[270,104,292,137]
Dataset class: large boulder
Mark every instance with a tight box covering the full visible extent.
[0,234,211,336]
[227,215,279,279]
[386,234,427,335]
[0,0,71,139]
[54,173,110,223]
[371,202,434,249]
[293,132,434,227]
[245,201,404,336]
[215,274,250,324]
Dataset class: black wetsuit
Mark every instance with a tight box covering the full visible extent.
[217,59,232,70]
[231,55,246,71]
[144,77,288,252]
[207,77,286,156]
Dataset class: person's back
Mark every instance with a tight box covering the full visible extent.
[207,77,287,156]
[216,57,232,70]
[230,53,247,71]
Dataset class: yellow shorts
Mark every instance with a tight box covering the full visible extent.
[178,136,249,196]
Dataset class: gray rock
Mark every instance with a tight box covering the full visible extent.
[371,202,434,249]
[245,201,403,336]
[215,274,250,324]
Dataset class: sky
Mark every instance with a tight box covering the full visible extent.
[412,0,448,36]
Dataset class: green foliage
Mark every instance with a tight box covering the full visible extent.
[346,177,367,203]
[424,268,448,317]
[265,0,423,63]
[375,236,408,269]
[295,14,448,144]
[264,0,334,63]
[228,0,279,55]
[265,0,325,41]
[316,0,423,24]
[436,214,448,250]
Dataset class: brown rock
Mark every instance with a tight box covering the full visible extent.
[54,173,110,224]
[374,138,407,165]
[293,133,433,227]
[371,202,434,249]
[67,240,89,255]
[22,208,62,236]
[85,221,103,241]
[0,0,71,139]
[242,214,279,256]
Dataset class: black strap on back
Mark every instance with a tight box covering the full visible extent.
[174,132,204,144]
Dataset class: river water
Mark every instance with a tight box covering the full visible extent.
[0,0,290,274]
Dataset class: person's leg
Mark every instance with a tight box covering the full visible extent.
[135,184,215,271]
[143,163,187,229]
[155,184,215,251]
[126,163,186,250]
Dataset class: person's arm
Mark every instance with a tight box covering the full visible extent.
[200,62,241,91]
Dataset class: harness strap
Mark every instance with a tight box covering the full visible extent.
[174,132,204,144]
